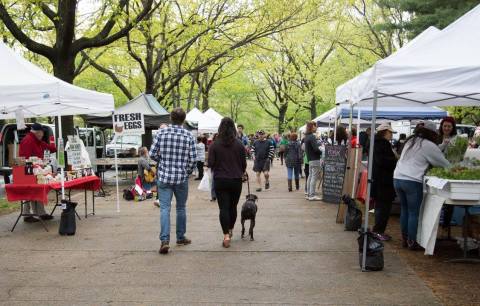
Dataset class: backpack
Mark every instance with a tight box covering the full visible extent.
[143,166,156,183]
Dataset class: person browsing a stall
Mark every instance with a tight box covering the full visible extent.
[371,123,398,241]
[438,116,458,153]
[393,121,450,251]
[18,123,57,223]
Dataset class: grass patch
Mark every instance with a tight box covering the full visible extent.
[0,198,19,216]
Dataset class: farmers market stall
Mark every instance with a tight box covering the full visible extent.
[0,40,114,230]
[336,5,480,269]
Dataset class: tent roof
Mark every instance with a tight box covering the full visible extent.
[0,41,114,119]
[197,108,224,134]
[186,107,205,123]
[203,108,223,121]
[299,106,447,132]
[116,93,169,115]
[336,26,441,105]
[83,93,170,129]
[338,5,480,107]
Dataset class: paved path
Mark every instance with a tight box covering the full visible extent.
[0,161,439,305]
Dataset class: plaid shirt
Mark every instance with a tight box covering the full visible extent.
[149,125,197,184]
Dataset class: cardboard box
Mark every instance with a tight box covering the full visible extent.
[7,144,19,167]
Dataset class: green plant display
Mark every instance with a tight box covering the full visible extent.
[428,166,480,180]
[445,137,469,163]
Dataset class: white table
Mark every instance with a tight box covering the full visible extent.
[417,177,480,262]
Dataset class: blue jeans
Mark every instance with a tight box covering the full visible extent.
[158,180,188,242]
[394,179,424,241]
[287,165,301,180]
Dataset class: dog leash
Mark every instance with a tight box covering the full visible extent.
[245,173,251,195]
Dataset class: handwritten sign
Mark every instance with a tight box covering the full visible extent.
[67,135,82,170]
[322,145,347,203]
[112,112,145,135]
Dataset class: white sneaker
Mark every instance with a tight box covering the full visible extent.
[153,200,160,207]
[308,196,322,201]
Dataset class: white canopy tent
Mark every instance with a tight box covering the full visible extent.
[336,4,480,271]
[0,41,114,207]
[337,5,480,107]
[185,107,205,123]
[198,108,224,134]
[0,41,113,119]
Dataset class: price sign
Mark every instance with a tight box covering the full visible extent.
[67,135,82,170]
[322,145,347,203]
[112,112,145,135]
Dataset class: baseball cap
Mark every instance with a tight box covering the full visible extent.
[31,123,43,131]
[376,123,394,133]
[422,120,437,133]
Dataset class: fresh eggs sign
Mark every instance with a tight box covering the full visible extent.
[112,112,145,135]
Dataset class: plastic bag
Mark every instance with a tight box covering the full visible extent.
[198,171,211,192]
[358,229,384,271]
[342,195,362,231]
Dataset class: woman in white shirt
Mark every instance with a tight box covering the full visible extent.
[195,136,206,180]
[393,121,450,250]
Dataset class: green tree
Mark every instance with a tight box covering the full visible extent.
[379,0,480,37]
[0,0,157,137]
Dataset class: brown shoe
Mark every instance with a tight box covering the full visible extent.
[223,238,231,248]
[176,238,192,246]
[159,241,170,254]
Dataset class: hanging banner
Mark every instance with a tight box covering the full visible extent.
[112,112,145,135]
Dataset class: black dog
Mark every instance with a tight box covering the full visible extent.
[241,194,258,241]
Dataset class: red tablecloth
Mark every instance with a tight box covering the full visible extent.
[5,176,101,204]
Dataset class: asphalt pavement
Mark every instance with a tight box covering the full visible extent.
[0,160,439,305]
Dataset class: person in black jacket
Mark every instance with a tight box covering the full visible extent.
[285,133,303,192]
[304,121,323,201]
[208,118,247,248]
[371,123,398,241]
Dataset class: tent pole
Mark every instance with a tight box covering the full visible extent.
[352,108,361,196]
[57,115,65,201]
[349,101,353,135]
[362,90,377,272]
[112,118,120,213]
[334,104,338,144]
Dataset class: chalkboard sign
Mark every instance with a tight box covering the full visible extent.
[322,145,347,203]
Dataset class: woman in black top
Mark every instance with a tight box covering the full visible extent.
[371,123,398,241]
[208,118,247,248]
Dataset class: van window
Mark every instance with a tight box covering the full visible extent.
[79,130,94,147]
[95,130,103,147]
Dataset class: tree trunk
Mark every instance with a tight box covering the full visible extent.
[278,107,287,134]
[194,73,202,109]
[310,96,317,119]
[145,76,154,95]
[53,57,76,143]
[186,74,196,111]
[200,71,209,111]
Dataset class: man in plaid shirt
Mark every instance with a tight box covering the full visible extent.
[149,108,197,254]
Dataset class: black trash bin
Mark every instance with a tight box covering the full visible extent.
[59,200,77,236]
[358,229,384,271]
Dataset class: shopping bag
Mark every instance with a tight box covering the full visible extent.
[198,171,211,192]
[356,170,368,203]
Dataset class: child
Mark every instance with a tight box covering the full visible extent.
[137,147,156,202]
